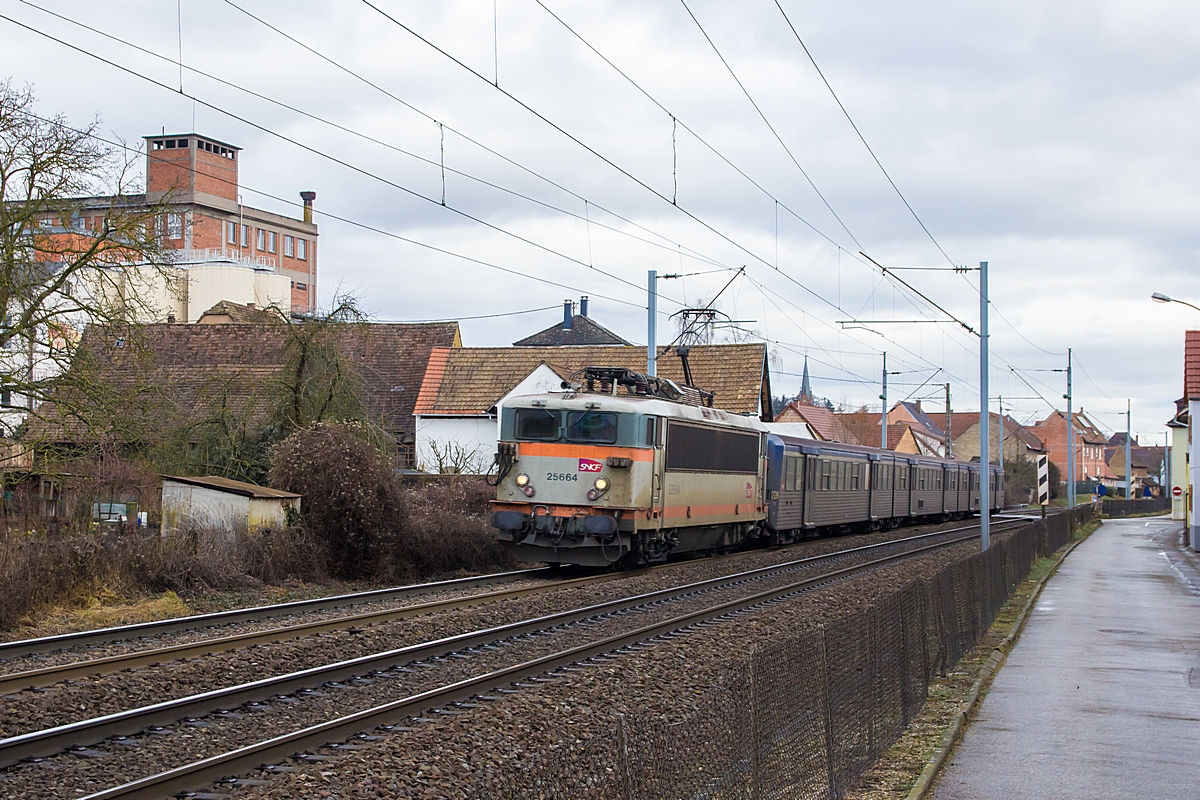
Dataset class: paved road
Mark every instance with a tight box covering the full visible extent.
[932,516,1200,800]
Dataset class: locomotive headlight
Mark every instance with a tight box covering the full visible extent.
[594,476,610,492]
[515,472,530,487]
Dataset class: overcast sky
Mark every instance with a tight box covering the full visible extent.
[4,0,1196,441]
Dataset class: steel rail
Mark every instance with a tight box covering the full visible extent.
[74,525,1009,800]
[0,520,1026,769]
[0,567,556,661]
[0,567,651,693]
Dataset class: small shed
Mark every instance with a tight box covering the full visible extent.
[161,475,301,536]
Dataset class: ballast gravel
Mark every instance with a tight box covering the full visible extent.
[0,519,994,741]
[0,525,1015,799]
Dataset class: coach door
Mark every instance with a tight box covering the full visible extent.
[650,416,666,530]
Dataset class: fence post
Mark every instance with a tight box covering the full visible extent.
[749,652,762,800]
[617,713,634,800]
[819,629,838,796]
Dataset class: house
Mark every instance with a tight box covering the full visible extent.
[1031,408,1113,489]
[834,411,883,448]
[887,401,946,456]
[413,343,772,473]
[27,320,460,467]
[1105,434,1166,497]
[161,475,300,536]
[513,299,631,347]
[776,402,860,445]
[950,412,1047,466]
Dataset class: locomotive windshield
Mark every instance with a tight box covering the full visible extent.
[566,411,618,444]
[514,408,560,440]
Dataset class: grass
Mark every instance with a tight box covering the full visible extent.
[845,518,1101,800]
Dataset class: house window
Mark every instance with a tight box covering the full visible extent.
[0,388,10,406]
[267,231,276,253]
[226,221,236,244]
[296,238,306,260]
[294,282,307,291]
[256,228,265,250]
[241,224,249,247]
[284,235,293,257]
[167,213,183,239]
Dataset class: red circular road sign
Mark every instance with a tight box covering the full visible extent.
[1173,486,1183,497]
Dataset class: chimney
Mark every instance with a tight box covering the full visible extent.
[915,399,922,413]
[300,191,316,224]
[563,299,574,330]
[580,296,589,317]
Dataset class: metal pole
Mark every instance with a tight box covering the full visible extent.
[1066,348,1074,509]
[647,270,657,377]
[881,352,888,449]
[1126,399,1132,499]
[979,260,989,551]
[945,383,952,459]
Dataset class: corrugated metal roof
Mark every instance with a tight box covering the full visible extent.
[161,475,300,498]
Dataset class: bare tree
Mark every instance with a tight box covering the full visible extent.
[0,80,173,448]
[425,438,489,475]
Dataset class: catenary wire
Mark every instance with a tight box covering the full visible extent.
[5,5,689,308]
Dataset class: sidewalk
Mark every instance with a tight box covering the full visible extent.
[932,516,1200,800]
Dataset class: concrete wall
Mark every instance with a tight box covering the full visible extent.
[414,416,497,474]
[1172,425,1187,520]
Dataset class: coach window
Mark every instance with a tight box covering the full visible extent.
[514,409,560,440]
[644,417,657,447]
[566,411,617,444]
[820,460,831,491]
[850,463,860,491]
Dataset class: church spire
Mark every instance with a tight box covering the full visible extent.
[799,355,814,405]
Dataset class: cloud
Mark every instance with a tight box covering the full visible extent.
[5,0,1194,439]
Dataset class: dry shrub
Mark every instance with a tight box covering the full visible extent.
[0,527,326,631]
[382,477,518,582]
[268,422,517,582]
[269,422,403,578]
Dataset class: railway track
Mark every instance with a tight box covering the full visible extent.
[0,518,1028,799]
[0,566,556,662]
[0,518,991,693]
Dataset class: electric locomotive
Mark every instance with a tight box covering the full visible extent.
[489,366,1002,567]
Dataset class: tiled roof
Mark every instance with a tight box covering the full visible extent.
[834,411,883,447]
[780,403,860,444]
[29,321,460,443]
[888,422,915,451]
[1187,330,1200,399]
[513,315,632,347]
[197,301,282,324]
[415,343,767,417]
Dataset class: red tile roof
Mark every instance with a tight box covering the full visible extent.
[414,343,768,417]
[779,403,860,444]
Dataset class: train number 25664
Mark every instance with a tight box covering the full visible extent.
[546,473,578,482]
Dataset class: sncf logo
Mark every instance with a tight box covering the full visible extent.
[578,458,603,472]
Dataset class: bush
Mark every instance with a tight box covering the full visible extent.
[268,422,518,581]
[268,422,404,579]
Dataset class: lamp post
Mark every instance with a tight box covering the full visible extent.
[1152,292,1200,312]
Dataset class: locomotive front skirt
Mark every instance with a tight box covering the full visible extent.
[490,391,1002,568]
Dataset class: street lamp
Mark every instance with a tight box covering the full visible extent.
[1152,292,1200,312]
